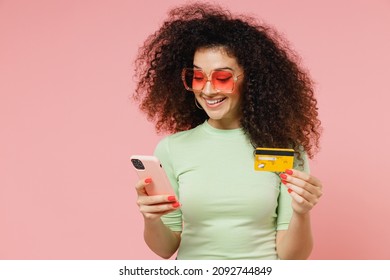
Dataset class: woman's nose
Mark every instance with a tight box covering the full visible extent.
[202,80,215,95]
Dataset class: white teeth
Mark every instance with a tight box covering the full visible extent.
[205,98,225,105]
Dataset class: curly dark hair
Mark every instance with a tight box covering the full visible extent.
[133,2,321,158]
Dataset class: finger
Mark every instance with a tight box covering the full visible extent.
[139,201,181,214]
[137,194,178,206]
[290,191,314,214]
[284,175,316,193]
[284,183,320,206]
[289,190,306,204]
[288,188,318,210]
[135,178,153,196]
[142,208,178,220]
[284,182,317,201]
[280,173,322,196]
[285,169,322,190]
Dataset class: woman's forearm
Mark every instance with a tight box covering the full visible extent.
[144,218,181,259]
[276,212,313,260]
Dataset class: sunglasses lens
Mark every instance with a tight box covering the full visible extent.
[212,71,234,92]
[182,69,236,92]
[183,69,205,91]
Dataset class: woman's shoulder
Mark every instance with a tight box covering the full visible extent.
[154,123,205,159]
[160,122,205,143]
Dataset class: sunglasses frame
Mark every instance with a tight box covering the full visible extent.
[181,68,243,93]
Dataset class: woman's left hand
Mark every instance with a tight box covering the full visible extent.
[280,169,323,215]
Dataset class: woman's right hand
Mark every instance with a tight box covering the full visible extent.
[135,178,180,221]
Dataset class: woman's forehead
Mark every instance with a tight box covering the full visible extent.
[193,47,241,71]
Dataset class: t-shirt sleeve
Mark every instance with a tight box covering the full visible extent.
[154,137,183,232]
[276,150,310,230]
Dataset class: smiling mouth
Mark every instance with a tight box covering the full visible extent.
[204,97,226,105]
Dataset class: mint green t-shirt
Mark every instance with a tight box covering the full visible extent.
[154,121,309,259]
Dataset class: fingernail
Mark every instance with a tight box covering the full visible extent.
[285,169,293,175]
[168,196,176,201]
[172,202,180,208]
[288,188,293,193]
[280,173,287,180]
[282,180,288,185]
[144,178,152,184]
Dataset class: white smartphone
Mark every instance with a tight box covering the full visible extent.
[130,155,175,196]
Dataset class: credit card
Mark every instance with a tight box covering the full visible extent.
[254,148,295,172]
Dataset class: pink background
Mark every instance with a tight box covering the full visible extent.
[1,0,390,259]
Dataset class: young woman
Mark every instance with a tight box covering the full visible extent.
[133,3,322,260]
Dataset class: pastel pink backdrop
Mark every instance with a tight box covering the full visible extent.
[1,0,389,259]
